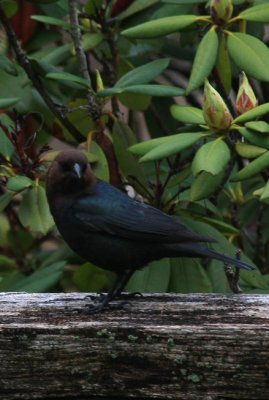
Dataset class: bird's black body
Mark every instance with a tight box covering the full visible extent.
[46,150,254,313]
[52,180,215,272]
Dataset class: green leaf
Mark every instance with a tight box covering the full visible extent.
[0,192,14,212]
[260,180,269,201]
[190,171,225,201]
[0,254,16,271]
[216,32,231,93]
[170,105,205,124]
[199,217,240,235]
[26,0,60,3]
[140,132,209,162]
[72,32,104,53]
[59,99,95,140]
[186,28,219,94]
[125,258,171,292]
[31,60,85,89]
[239,127,269,149]
[9,261,65,292]
[239,3,269,22]
[0,54,17,76]
[0,97,20,108]
[73,262,112,292]
[0,70,32,114]
[115,59,170,88]
[117,0,159,20]
[0,271,25,291]
[18,185,54,234]
[41,44,70,65]
[192,139,231,176]
[233,103,269,124]
[129,136,175,156]
[118,92,151,112]
[162,0,206,3]
[0,126,14,157]
[121,15,198,39]
[245,121,269,133]
[113,120,147,185]
[85,0,103,16]
[98,84,184,97]
[89,141,109,181]
[31,15,70,29]
[232,151,269,181]
[6,176,34,192]
[169,258,212,293]
[166,166,192,190]
[227,32,269,81]
[45,72,89,87]
[253,187,264,198]
[0,0,17,17]
[235,143,267,158]
[207,260,230,293]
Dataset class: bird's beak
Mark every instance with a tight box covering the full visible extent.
[73,163,82,179]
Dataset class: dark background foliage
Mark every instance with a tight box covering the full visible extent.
[0,0,269,294]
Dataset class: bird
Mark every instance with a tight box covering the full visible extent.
[46,149,254,313]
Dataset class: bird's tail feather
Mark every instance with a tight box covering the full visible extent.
[200,247,254,271]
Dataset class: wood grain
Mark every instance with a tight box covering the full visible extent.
[0,292,268,399]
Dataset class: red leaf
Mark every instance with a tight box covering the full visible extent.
[11,1,38,47]
[111,0,134,17]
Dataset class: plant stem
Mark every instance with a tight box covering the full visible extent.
[68,1,121,185]
[68,0,101,122]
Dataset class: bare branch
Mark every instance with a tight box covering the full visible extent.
[68,0,101,122]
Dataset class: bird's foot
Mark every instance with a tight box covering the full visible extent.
[83,292,142,314]
[85,291,142,303]
[84,302,109,314]
[85,293,106,303]
[84,300,129,314]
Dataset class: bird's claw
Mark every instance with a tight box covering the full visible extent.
[85,291,142,303]
[85,293,106,303]
[84,300,128,314]
[83,291,142,314]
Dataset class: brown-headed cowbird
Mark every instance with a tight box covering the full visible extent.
[46,150,254,313]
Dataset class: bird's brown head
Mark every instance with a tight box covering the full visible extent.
[46,150,96,199]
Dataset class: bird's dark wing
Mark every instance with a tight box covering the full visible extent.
[71,180,213,243]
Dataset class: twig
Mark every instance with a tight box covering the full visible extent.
[68,0,101,122]
[224,250,242,294]
[69,1,91,83]
[68,1,122,185]
[106,32,121,117]
[0,6,84,143]
[92,2,121,117]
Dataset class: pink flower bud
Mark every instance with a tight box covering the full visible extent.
[236,72,258,115]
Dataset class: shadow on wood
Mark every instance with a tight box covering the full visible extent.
[0,292,268,399]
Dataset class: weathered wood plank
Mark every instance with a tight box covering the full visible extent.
[0,293,268,399]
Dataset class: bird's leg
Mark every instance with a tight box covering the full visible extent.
[85,269,133,314]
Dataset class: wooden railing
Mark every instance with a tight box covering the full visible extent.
[0,292,268,399]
